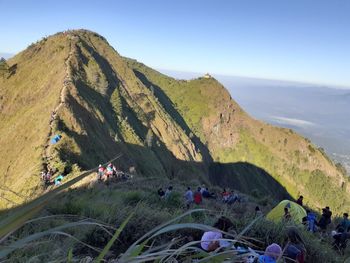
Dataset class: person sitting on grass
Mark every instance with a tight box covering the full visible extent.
[255,206,263,217]
[332,227,350,254]
[258,243,282,263]
[284,227,306,263]
[203,187,216,199]
[200,216,234,251]
[157,188,165,198]
[54,174,64,186]
[222,188,230,203]
[227,191,239,205]
[284,207,292,221]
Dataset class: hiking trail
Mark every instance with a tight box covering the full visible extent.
[42,37,76,170]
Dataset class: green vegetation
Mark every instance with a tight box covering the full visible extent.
[126,57,349,215]
[1,30,350,261]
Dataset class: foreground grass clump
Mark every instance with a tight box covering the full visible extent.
[0,174,347,263]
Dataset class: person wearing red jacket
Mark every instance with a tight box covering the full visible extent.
[194,187,202,205]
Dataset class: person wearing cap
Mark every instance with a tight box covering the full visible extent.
[258,243,282,263]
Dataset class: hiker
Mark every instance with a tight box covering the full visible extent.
[332,227,350,254]
[255,206,263,218]
[202,187,216,199]
[97,164,105,181]
[194,187,203,205]
[284,207,291,221]
[296,195,303,206]
[317,207,332,232]
[184,187,194,209]
[284,227,306,263]
[40,171,46,181]
[200,185,206,194]
[221,188,230,203]
[200,216,234,251]
[258,243,282,263]
[157,188,165,198]
[227,191,239,205]
[336,213,350,232]
[305,210,317,232]
[54,174,64,186]
[106,163,113,180]
[164,186,173,199]
[112,165,118,177]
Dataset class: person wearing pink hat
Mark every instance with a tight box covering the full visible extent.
[258,243,282,263]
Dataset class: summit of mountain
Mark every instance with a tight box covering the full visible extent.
[0,29,348,214]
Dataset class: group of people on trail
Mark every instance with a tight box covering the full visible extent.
[289,195,350,254]
[185,186,216,207]
[157,185,218,209]
[200,216,306,263]
[157,186,173,199]
[97,163,128,182]
[157,185,242,209]
[221,188,241,205]
[40,168,64,187]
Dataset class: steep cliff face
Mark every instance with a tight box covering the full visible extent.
[0,30,348,213]
[127,59,350,213]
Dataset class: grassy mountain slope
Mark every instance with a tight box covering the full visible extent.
[126,59,350,213]
[0,35,70,204]
[0,29,348,215]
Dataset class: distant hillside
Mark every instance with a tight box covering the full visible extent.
[126,59,350,213]
[0,30,349,214]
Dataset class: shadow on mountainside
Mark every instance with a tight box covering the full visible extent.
[209,162,291,201]
[0,140,310,261]
[133,69,213,165]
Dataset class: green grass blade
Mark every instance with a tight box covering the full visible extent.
[0,154,122,240]
[94,211,134,263]
[67,248,73,263]
[121,209,205,260]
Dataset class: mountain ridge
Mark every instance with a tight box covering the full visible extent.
[0,29,348,214]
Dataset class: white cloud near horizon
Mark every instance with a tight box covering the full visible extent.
[269,116,316,128]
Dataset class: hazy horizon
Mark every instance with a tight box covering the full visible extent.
[161,69,350,173]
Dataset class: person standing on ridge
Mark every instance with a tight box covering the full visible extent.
[164,186,173,199]
[194,187,202,205]
[337,213,350,232]
[184,187,194,209]
[97,164,105,181]
[296,196,303,206]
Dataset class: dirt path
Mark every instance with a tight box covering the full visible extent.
[42,40,75,169]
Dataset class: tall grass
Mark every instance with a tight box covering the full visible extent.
[0,154,122,240]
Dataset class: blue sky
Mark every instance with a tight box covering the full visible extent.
[1,0,349,87]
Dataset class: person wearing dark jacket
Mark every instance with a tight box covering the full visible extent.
[337,213,350,232]
[284,227,306,263]
[296,196,303,206]
[317,207,332,231]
